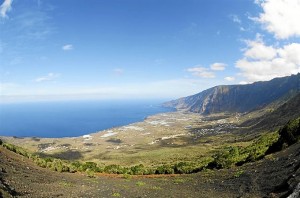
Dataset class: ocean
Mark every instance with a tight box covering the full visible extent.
[0,100,174,138]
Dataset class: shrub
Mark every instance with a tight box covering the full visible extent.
[211,132,279,168]
[174,162,194,174]
[35,158,47,168]
[268,117,300,152]
[104,164,125,174]
[244,132,279,162]
[155,165,174,174]
[212,146,243,169]
[131,164,145,175]
[80,162,98,172]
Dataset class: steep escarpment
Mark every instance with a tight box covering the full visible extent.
[164,73,300,114]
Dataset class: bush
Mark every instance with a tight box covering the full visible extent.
[131,164,145,175]
[210,132,279,168]
[212,146,243,169]
[268,117,300,152]
[174,163,194,174]
[104,164,126,174]
[244,132,278,162]
[155,165,174,174]
[80,162,98,172]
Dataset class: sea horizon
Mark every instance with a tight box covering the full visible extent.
[0,99,175,138]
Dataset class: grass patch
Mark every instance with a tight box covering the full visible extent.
[173,178,186,184]
[151,186,162,190]
[234,170,244,178]
[59,181,73,187]
[112,192,121,197]
[122,173,132,180]
[136,181,146,186]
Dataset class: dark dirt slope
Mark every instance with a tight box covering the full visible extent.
[1,140,300,198]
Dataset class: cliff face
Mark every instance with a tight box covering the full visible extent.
[164,73,300,114]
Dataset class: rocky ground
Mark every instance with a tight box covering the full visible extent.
[1,137,300,197]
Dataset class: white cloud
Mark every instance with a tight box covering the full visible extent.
[35,73,61,82]
[187,67,206,73]
[236,40,300,82]
[187,63,228,78]
[243,39,277,60]
[230,14,241,24]
[240,27,246,32]
[0,0,13,18]
[62,44,73,51]
[255,0,300,39]
[239,81,249,85]
[187,67,215,78]
[210,63,227,71]
[278,43,300,65]
[224,77,235,82]
[235,0,300,82]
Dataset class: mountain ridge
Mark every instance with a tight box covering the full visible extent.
[163,73,300,114]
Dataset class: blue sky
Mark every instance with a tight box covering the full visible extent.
[1,0,300,102]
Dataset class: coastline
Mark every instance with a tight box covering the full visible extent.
[0,111,240,166]
[0,100,174,138]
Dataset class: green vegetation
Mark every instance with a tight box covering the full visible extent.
[112,192,121,197]
[268,117,300,152]
[59,181,73,187]
[234,170,244,178]
[151,186,162,190]
[209,132,279,169]
[136,181,146,186]
[173,178,186,184]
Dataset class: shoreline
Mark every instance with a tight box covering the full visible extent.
[0,111,240,166]
[0,100,175,138]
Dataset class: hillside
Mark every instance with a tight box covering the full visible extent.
[241,92,300,131]
[163,73,300,114]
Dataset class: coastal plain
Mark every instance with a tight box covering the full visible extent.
[1,111,251,167]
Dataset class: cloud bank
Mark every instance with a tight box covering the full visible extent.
[254,0,300,39]
[0,0,13,18]
[236,38,300,82]
[236,0,300,82]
